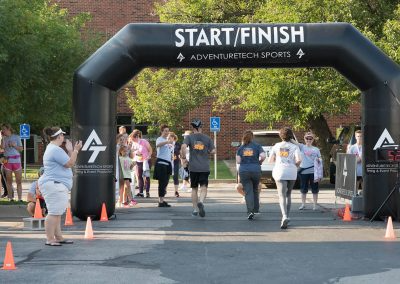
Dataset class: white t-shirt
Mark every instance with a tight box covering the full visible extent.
[271,141,300,181]
[347,144,362,177]
[156,136,173,162]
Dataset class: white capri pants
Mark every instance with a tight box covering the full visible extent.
[40,181,69,215]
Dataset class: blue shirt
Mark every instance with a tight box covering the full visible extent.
[237,142,264,173]
[38,144,73,190]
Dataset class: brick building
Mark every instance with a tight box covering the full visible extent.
[54,0,360,160]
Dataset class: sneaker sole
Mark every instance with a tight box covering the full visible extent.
[198,202,205,217]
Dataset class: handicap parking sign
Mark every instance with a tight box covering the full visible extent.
[20,124,30,139]
[210,117,220,132]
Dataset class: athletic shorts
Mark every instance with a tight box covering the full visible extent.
[4,162,22,171]
[190,172,210,188]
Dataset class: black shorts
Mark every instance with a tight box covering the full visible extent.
[190,172,210,188]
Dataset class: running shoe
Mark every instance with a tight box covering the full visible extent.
[197,202,205,217]
[175,191,180,197]
[146,192,150,198]
[129,200,137,206]
[247,212,255,220]
[280,218,289,229]
[299,204,305,210]
[158,201,171,207]
[191,211,198,217]
[135,193,144,198]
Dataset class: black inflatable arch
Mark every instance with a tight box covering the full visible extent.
[72,23,400,220]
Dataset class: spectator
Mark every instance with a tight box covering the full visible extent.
[269,127,301,229]
[347,130,363,194]
[168,132,181,197]
[27,167,47,217]
[39,127,82,246]
[118,145,137,207]
[154,124,173,207]
[180,131,192,192]
[1,124,23,202]
[130,129,152,198]
[295,132,322,211]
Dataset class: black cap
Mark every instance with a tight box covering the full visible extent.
[191,118,202,129]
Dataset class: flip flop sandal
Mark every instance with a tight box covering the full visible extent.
[58,240,74,244]
[45,242,62,246]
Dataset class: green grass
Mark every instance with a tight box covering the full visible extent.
[209,161,234,180]
[0,198,28,205]
[23,168,41,179]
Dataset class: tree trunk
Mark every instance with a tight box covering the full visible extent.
[307,114,335,177]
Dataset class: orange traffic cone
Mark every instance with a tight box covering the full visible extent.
[343,204,352,222]
[33,199,43,219]
[64,207,74,226]
[100,203,108,222]
[84,217,94,239]
[1,241,16,270]
[385,216,396,240]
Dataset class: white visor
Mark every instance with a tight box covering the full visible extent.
[51,129,66,137]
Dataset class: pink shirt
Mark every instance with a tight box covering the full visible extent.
[132,139,151,162]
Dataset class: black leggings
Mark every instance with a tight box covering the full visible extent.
[157,163,170,197]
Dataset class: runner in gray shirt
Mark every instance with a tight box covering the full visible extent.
[181,119,215,217]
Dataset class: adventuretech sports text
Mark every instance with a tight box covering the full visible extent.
[189,51,291,61]
[174,26,305,47]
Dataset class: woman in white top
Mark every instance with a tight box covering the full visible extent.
[39,127,82,246]
[296,132,322,211]
[269,127,301,229]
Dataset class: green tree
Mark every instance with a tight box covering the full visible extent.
[127,0,400,169]
[0,0,99,133]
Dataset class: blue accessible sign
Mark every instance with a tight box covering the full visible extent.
[20,123,30,139]
[210,117,220,132]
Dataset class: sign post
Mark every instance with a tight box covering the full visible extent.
[210,117,220,180]
[19,124,30,179]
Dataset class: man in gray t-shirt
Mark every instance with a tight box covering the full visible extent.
[181,119,215,218]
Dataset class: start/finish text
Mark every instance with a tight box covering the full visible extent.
[175,26,305,47]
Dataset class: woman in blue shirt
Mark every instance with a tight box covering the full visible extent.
[236,130,266,220]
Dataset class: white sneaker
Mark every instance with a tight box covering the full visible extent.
[241,196,245,203]
[299,204,305,210]
[313,204,318,211]
[180,185,186,192]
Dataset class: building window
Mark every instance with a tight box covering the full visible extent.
[116,115,149,135]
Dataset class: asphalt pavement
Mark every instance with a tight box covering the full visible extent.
[0,182,399,284]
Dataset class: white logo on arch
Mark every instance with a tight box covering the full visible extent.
[82,130,107,163]
[373,128,395,150]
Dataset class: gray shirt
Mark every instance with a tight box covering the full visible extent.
[3,134,22,163]
[183,133,214,172]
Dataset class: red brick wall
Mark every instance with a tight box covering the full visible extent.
[57,0,361,159]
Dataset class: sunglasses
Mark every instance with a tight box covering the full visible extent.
[305,137,313,140]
